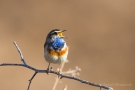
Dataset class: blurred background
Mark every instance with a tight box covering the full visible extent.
[0,0,134,90]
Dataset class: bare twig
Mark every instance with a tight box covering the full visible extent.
[52,63,65,90]
[13,41,27,65]
[52,76,59,90]
[0,63,113,90]
[27,72,38,90]
[0,42,113,90]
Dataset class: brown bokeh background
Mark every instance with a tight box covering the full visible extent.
[0,0,134,90]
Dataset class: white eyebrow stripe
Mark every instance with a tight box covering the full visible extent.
[54,31,62,33]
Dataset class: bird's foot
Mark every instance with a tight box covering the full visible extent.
[57,69,62,78]
[57,71,60,78]
[47,67,52,74]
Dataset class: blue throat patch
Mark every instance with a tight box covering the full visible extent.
[51,36,65,51]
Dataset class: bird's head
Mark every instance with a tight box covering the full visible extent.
[48,29,66,38]
[45,29,67,44]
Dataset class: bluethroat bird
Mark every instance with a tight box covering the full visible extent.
[44,29,68,74]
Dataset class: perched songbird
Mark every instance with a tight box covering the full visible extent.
[44,29,68,73]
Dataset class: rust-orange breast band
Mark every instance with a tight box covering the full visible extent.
[47,47,68,56]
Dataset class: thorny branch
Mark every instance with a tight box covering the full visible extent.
[0,41,113,90]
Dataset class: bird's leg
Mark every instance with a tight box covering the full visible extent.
[57,64,62,78]
[47,63,50,74]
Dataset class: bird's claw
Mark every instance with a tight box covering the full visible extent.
[47,67,51,74]
[57,70,62,78]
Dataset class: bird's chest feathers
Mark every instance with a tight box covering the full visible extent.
[51,37,65,51]
[46,36,68,57]
[47,46,67,56]
[45,45,68,64]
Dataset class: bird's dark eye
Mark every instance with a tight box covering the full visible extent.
[54,32,57,35]
[49,32,57,38]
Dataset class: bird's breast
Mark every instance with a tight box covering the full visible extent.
[47,46,68,56]
[44,44,68,64]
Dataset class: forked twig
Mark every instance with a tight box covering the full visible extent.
[0,42,113,90]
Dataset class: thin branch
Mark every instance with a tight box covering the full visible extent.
[0,63,113,90]
[0,42,113,90]
[13,41,27,65]
[52,63,65,90]
[27,72,38,90]
[52,76,59,90]
[100,85,102,90]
